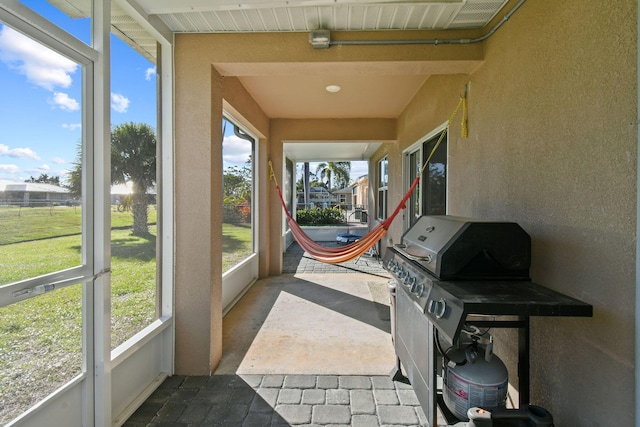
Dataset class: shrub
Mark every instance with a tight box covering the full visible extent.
[296,207,345,225]
[222,201,251,224]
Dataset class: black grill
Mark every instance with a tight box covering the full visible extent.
[394,215,531,280]
[383,215,592,426]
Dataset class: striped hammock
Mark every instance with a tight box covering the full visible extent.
[273,176,419,264]
[270,92,466,264]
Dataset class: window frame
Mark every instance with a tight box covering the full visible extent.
[0,3,96,308]
[0,2,176,425]
[222,114,258,258]
[377,157,388,220]
[220,111,259,313]
[422,128,448,217]
[402,123,448,231]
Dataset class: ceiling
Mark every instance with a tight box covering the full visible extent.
[52,0,518,161]
[135,0,509,33]
[283,141,383,162]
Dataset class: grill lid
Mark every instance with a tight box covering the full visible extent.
[399,215,531,280]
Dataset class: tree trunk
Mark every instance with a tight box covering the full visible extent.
[304,162,310,208]
[131,182,149,235]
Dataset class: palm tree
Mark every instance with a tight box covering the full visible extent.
[65,141,82,198]
[315,162,351,192]
[111,122,157,236]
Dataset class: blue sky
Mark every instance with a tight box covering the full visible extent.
[0,1,157,184]
[221,120,368,185]
[0,2,367,187]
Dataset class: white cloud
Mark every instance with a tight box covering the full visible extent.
[222,135,252,166]
[52,157,67,164]
[62,123,82,131]
[0,25,78,91]
[49,92,80,111]
[0,143,40,160]
[145,67,156,81]
[0,164,20,174]
[111,93,130,113]
[10,148,40,160]
[349,161,369,180]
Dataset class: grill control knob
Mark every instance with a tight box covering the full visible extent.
[411,282,425,297]
[405,276,416,287]
[427,298,447,319]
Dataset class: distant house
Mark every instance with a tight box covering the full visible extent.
[0,180,73,207]
[0,180,160,208]
[334,175,369,209]
[333,186,353,209]
[351,175,368,210]
[334,175,369,222]
[296,186,333,209]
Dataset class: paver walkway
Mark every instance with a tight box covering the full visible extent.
[123,374,428,426]
[122,242,446,426]
[282,242,389,277]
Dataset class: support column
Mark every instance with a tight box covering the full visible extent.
[174,39,223,374]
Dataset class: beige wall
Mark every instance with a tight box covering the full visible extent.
[174,45,222,374]
[222,77,271,279]
[173,34,400,372]
[174,37,275,373]
[174,0,636,422]
[376,0,636,424]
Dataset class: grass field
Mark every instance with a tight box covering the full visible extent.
[0,205,252,424]
[222,222,253,272]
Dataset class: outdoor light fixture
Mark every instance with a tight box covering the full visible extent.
[309,30,330,49]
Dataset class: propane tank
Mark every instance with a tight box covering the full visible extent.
[443,339,508,421]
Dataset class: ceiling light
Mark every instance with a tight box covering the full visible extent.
[325,85,341,93]
[309,30,330,49]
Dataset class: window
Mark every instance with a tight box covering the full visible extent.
[423,130,447,215]
[407,149,422,227]
[110,29,160,349]
[222,117,255,273]
[0,26,84,286]
[0,20,88,423]
[377,157,388,219]
[404,128,448,230]
[0,3,174,424]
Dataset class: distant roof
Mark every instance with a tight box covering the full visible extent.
[0,180,156,195]
[333,187,353,194]
[111,182,157,195]
[0,180,68,193]
[308,187,329,193]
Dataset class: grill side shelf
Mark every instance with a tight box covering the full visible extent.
[434,280,593,317]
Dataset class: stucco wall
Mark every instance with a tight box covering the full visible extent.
[174,1,636,420]
[380,0,637,424]
[173,44,222,374]
[174,38,275,374]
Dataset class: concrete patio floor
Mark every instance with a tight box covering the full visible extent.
[123,243,452,426]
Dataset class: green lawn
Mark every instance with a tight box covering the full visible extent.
[0,207,158,424]
[0,208,252,424]
[222,222,253,272]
